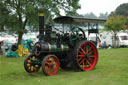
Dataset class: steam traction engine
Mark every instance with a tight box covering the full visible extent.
[24,12,105,76]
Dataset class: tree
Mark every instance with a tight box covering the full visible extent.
[98,12,108,20]
[1,0,80,45]
[84,12,97,19]
[109,3,128,31]
[109,11,116,17]
[105,15,127,33]
[115,3,128,16]
[0,1,10,31]
[104,15,127,47]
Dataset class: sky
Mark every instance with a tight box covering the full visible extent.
[77,0,128,16]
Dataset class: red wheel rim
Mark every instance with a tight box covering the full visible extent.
[24,55,40,72]
[77,41,98,71]
[43,55,60,76]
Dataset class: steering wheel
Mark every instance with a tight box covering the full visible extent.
[70,27,86,41]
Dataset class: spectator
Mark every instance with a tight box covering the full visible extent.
[11,43,18,51]
[0,41,3,55]
[103,41,107,48]
[0,41,1,52]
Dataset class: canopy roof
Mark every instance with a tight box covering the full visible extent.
[54,16,106,24]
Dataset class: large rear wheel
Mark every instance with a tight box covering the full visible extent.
[73,41,98,71]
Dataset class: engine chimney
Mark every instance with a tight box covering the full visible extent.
[38,11,45,41]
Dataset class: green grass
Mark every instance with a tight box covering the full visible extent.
[0,48,128,85]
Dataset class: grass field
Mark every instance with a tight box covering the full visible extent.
[0,48,128,85]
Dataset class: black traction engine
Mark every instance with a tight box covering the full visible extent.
[23,12,104,76]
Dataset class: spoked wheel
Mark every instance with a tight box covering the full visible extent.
[73,41,98,71]
[42,55,60,76]
[24,54,41,72]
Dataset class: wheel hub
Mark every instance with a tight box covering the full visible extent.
[84,54,89,59]
[50,64,54,68]
[85,54,92,62]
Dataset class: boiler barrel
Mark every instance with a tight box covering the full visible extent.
[40,42,69,52]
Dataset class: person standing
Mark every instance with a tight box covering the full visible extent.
[0,41,3,55]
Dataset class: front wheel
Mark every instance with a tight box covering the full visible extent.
[73,41,98,71]
[24,54,41,72]
[42,55,60,76]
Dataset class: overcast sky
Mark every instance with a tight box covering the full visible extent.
[77,0,128,16]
